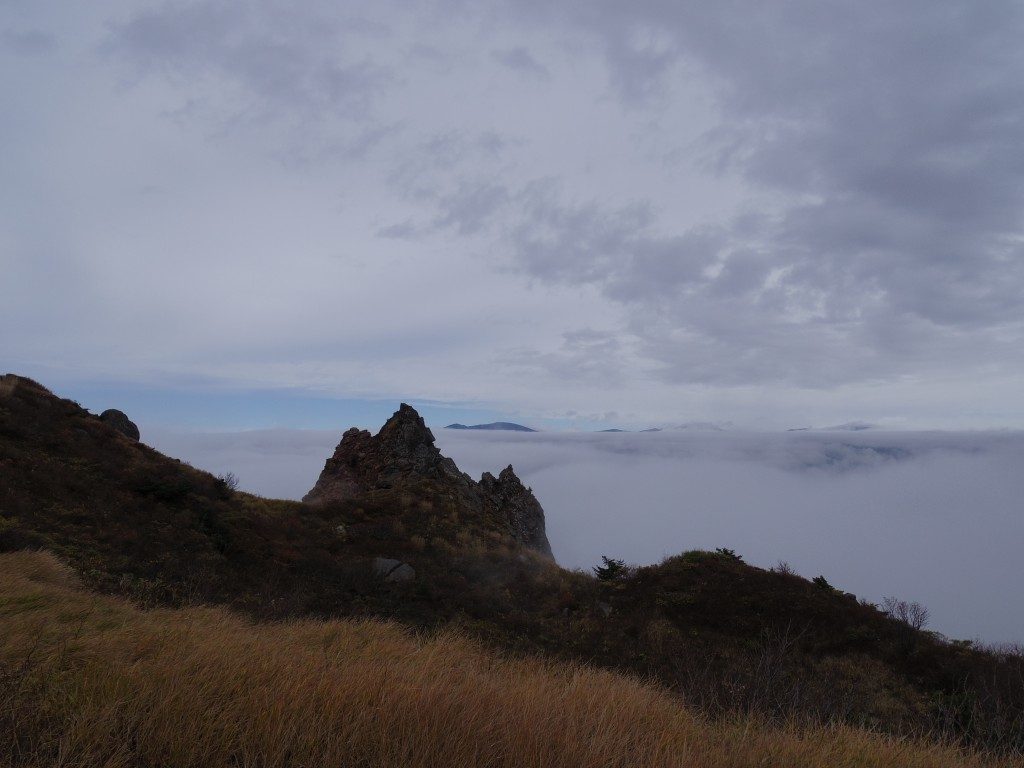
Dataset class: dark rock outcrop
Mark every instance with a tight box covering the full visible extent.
[303,404,468,503]
[99,409,140,441]
[305,404,553,558]
[480,466,553,558]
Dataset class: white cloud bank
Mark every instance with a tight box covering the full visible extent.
[147,426,1024,645]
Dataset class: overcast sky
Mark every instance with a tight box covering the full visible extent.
[4,1,1024,429]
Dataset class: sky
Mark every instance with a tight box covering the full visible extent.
[149,424,1024,644]
[2,1,1024,434]
[3,0,1024,429]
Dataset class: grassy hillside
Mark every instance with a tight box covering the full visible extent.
[2,373,1023,755]
[2,550,1018,768]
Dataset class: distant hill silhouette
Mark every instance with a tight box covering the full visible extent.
[672,422,728,431]
[445,421,536,432]
[598,428,667,433]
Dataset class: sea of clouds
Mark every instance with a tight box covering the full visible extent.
[147,426,1024,645]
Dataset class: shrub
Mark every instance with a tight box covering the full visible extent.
[714,547,743,562]
[593,556,628,581]
[882,596,930,630]
[217,472,240,493]
[812,575,834,591]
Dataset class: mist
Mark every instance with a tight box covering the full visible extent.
[147,426,1024,645]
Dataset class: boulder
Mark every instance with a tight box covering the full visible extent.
[99,409,139,441]
[373,557,416,582]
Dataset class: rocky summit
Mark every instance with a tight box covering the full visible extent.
[304,404,553,558]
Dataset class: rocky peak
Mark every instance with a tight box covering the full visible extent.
[304,404,553,558]
[303,404,466,504]
[479,465,521,490]
[378,403,434,444]
[375,403,442,467]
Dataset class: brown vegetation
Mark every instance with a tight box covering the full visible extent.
[2,550,1018,768]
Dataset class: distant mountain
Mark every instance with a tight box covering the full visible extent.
[445,422,537,432]
[785,422,875,433]
[819,421,875,432]
[672,421,729,431]
[598,427,665,433]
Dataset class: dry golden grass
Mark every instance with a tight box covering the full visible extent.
[0,550,1018,768]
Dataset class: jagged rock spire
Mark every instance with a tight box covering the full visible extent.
[302,403,465,504]
[304,404,553,558]
[377,403,434,444]
[375,403,445,469]
[480,465,553,558]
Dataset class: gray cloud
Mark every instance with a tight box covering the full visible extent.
[2,28,56,56]
[433,179,511,235]
[375,220,420,239]
[497,328,631,386]
[451,0,1024,386]
[386,130,516,209]
[104,0,395,157]
[491,46,549,79]
[509,180,654,283]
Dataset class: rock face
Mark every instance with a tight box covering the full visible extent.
[99,409,140,441]
[479,466,552,558]
[303,404,468,503]
[305,404,553,558]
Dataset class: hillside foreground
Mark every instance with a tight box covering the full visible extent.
[1,550,1018,768]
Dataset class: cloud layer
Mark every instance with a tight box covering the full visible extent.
[147,425,1024,644]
